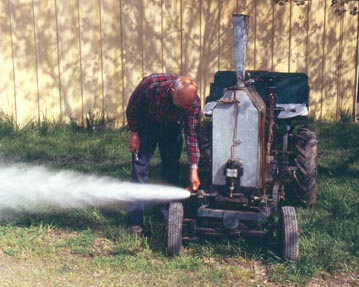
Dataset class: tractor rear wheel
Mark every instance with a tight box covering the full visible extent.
[167,202,183,256]
[198,120,212,187]
[294,126,318,206]
[280,206,299,261]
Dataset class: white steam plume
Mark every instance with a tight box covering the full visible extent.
[0,163,190,218]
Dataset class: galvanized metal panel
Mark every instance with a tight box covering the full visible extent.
[233,14,249,85]
[212,87,265,188]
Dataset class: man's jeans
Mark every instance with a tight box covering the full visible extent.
[128,119,183,226]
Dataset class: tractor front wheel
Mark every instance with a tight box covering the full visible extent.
[167,202,184,256]
[280,206,299,261]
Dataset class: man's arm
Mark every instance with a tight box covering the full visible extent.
[184,97,201,190]
[126,78,147,133]
[126,78,147,152]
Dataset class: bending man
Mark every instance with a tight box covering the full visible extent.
[126,73,201,235]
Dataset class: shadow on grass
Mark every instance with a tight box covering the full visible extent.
[318,161,359,179]
[316,119,359,178]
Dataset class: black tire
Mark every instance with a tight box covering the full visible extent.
[280,206,299,261]
[293,126,318,206]
[198,120,212,187]
[167,202,183,256]
[199,120,212,168]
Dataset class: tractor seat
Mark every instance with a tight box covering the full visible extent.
[276,103,308,119]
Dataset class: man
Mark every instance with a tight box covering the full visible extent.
[126,73,201,236]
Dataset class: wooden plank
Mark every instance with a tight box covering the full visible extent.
[218,1,237,71]
[322,5,340,121]
[32,0,61,122]
[289,3,309,73]
[162,1,181,75]
[99,0,123,126]
[338,7,358,116]
[238,0,256,71]
[272,3,290,72]
[201,0,220,100]
[143,0,163,75]
[181,0,201,90]
[120,0,143,123]
[78,0,103,125]
[9,0,38,125]
[55,1,82,124]
[0,1,16,118]
[254,0,273,70]
[306,1,325,119]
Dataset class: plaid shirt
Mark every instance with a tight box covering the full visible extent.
[126,73,201,166]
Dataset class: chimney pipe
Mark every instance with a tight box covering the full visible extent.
[232,14,249,87]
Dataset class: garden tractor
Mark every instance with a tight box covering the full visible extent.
[167,14,318,261]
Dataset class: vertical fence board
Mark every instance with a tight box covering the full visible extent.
[78,0,103,123]
[255,0,273,70]
[0,1,15,117]
[273,5,290,72]
[121,0,143,123]
[33,0,61,122]
[100,0,123,126]
[9,0,38,125]
[56,1,82,124]
[218,1,237,71]
[201,0,219,99]
[143,0,163,75]
[162,1,181,75]
[289,3,309,73]
[322,7,341,121]
[339,7,358,115]
[181,0,201,87]
[307,1,325,118]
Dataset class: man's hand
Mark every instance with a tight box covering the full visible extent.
[128,132,140,152]
[189,167,200,191]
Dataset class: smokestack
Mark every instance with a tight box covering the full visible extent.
[232,14,249,87]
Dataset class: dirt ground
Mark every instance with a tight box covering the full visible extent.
[306,272,359,287]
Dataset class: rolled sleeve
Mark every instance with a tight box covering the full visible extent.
[184,98,201,166]
[126,79,147,132]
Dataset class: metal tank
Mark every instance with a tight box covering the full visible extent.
[212,86,265,188]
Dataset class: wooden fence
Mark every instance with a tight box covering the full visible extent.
[0,0,358,127]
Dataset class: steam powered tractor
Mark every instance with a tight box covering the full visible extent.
[167,14,318,261]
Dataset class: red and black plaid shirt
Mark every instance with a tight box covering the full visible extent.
[126,73,201,166]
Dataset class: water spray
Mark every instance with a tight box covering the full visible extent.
[0,162,190,219]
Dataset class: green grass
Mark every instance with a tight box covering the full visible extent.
[0,115,358,286]
[266,118,359,285]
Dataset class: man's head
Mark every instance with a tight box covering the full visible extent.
[170,76,198,111]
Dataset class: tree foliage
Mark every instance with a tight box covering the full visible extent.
[274,0,359,16]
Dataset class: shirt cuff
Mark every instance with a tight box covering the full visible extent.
[190,164,198,169]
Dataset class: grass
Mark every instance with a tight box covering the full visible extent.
[0,114,358,286]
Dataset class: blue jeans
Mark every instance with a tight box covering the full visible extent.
[128,119,183,226]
